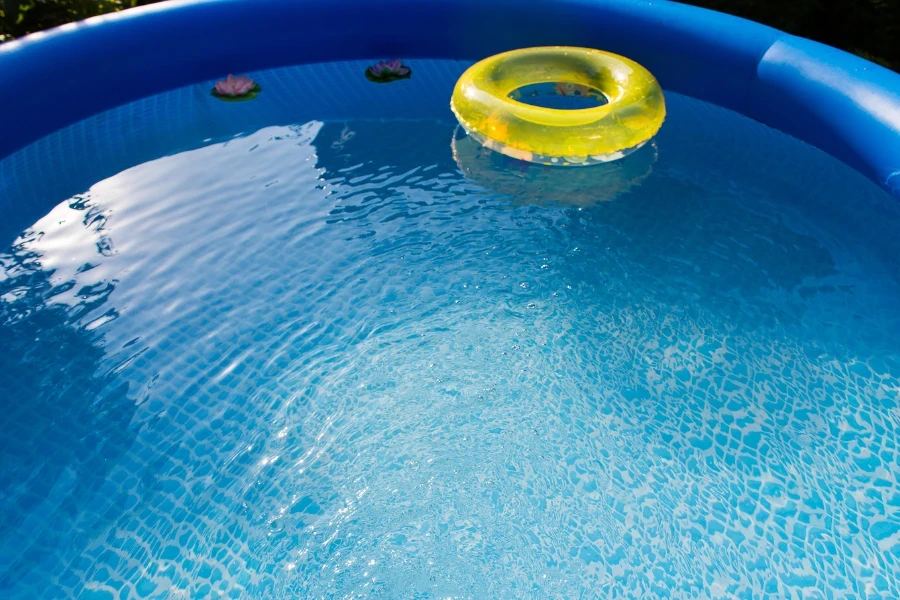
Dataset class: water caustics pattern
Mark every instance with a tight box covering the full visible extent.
[1,61,900,599]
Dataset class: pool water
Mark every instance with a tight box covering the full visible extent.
[1,60,900,599]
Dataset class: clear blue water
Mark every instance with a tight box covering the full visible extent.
[1,60,900,599]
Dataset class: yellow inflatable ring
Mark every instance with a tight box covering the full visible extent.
[450,47,666,165]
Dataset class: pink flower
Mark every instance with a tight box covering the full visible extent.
[369,59,410,77]
[214,74,256,97]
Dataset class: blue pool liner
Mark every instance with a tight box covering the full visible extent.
[0,0,898,195]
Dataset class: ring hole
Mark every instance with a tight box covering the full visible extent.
[508,82,608,109]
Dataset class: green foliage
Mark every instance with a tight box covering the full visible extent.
[0,0,158,40]
[679,0,899,70]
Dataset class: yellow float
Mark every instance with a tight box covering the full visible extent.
[450,47,666,165]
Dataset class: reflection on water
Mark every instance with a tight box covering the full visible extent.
[452,130,658,206]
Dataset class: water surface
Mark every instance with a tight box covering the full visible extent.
[1,60,900,599]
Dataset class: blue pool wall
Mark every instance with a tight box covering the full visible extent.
[0,0,899,196]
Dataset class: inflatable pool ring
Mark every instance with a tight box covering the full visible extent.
[451,128,657,206]
[451,47,665,165]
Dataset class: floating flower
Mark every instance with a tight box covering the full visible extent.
[215,74,255,96]
[211,74,262,102]
[555,82,576,96]
[365,59,412,83]
[555,82,594,97]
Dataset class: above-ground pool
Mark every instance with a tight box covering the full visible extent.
[2,2,900,599]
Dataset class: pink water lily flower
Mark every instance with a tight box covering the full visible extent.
[369,59,410,77]
[214,74,257,97]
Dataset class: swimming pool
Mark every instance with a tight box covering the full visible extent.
[1,2,900,599]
